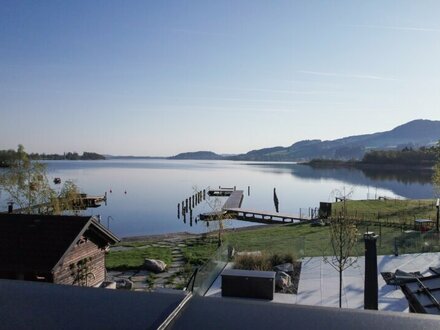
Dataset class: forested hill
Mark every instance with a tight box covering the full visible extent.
[229,119,440,161]
[168,151,224,160]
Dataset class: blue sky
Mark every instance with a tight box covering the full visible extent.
[1,1,439,156]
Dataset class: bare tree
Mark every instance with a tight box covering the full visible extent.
[324,216,358,308]
[433,141,440,197]
[199,186,232,247]
[324,186,358,308]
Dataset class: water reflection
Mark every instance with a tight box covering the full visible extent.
[244,163,434,199]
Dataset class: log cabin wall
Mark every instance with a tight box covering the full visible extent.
[53,237,106,287]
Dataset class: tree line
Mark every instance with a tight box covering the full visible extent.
[361,144,439,166]
[0,149,105,167]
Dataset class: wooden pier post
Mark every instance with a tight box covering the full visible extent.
[248,186,250,196]
[182,201,185,216]
[203,189,206,200]
[177,203,180,219]
[189,197,192,209]
[183,211,186,224]
[192,195,195,208]
[185,199,188,210]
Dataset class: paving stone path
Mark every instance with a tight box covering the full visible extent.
[107,237,190,291]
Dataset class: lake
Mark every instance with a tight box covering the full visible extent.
[0,160,435,238]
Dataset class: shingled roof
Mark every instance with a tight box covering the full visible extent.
[0,214,119,273]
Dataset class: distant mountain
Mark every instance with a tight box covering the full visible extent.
[230,119,440,161]
[169,151,224,160]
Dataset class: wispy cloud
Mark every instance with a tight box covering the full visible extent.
[347,24,440,33]
[168,28,227,37]
[215,87,332,95]
[298,70,400,82]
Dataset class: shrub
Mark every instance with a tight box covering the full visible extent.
[234,252,297,271]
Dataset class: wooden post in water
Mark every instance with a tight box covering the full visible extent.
[192,195,195,208]
[185,198,188,210]
[177,203,180,219]
[203,189,206,200]
[189,196,192,209]
[183,210,186,224]
[248,186,250,196]
[182,201,185,216]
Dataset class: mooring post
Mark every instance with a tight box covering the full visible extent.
[177,203,180,219]
[192,195,195,208]
[203,189,206,200]
[248,186,250,196]
[364,232,379,310]
[185,198,188,210]
[189,196,192,209]
[436,198,439,232]
[183,211,186,224]
[8,202,14,214]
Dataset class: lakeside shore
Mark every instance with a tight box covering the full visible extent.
[120,223,273,242]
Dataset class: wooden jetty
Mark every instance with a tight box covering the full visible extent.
[222,190,244,209]
[200,190,243,220]
[3,193,107,214]
[224,208,311,224]
[208,188,235,197]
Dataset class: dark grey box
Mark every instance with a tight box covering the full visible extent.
[221,269,275,300]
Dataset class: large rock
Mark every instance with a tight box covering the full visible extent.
[274,263,294,273]
[275,271,292,291]
[144,259,167,273]
[115,279,133,290]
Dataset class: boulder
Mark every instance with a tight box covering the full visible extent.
[115,279,133,290]
[275,271,292,291]
[274,263,294,273]
[144,259,167,273]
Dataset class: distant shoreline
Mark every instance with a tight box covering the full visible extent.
[303,159,435,171]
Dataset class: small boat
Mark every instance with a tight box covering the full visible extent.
[53,178,61,184]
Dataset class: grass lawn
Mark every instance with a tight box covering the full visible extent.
[106,246,172,270]
[223,222,424,257]
[181,239,218,266]
[332,199,438,226]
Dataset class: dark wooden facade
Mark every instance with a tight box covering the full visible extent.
[0,214,119,287]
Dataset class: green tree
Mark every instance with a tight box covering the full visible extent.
[0,145,84,215]
[0,145,53,213]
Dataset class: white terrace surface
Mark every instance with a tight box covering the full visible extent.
[205,252,440,312]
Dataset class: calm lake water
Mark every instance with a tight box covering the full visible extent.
[0,160,435,237]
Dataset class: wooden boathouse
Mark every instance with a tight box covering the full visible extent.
[0,214,119,286]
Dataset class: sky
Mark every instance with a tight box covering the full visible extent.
[1,1,440,156]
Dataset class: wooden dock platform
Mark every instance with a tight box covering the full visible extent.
[224,208,311,224]
[222,191,244,209]
[208,189,235,197]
